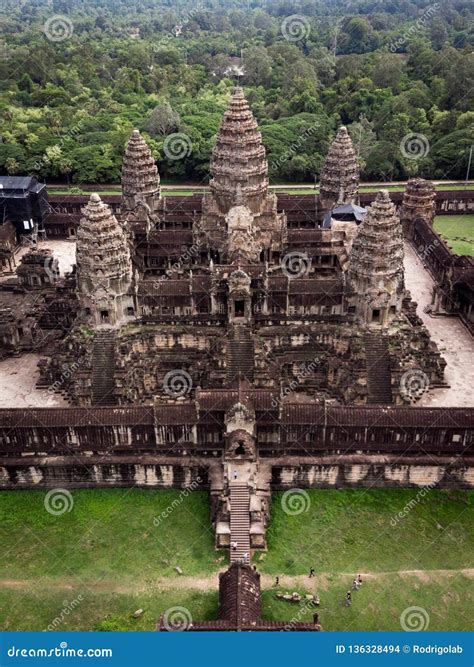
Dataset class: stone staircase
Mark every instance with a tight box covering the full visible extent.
[91,330,117,405]
[225,325,255,383]
[230,484,251,563]
[364,332,393,404]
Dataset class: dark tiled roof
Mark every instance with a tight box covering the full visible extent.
[288,279,343,295]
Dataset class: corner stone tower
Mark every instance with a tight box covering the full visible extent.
[76,193,135,328]
[122,129,161,212]
[400,177,436,240]
[319,126,359,211]
[347,190,405,326]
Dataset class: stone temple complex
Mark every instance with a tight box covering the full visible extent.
[0,87,472,631]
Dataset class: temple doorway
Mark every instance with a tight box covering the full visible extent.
[234,300,245,318]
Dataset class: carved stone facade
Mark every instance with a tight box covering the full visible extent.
[400,177,436,239]
[200,87,287,256]
[76,193,135,328]
[347,190,405,326]
[319,126,359,211]
[121,129,161,213]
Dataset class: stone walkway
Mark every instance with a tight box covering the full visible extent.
[0,353,67,408]
[403,242,474,407]
[0,239,76,284]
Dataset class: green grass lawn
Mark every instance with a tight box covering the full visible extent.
[434,215,474,256]
[261,489,473,574]
[0,488,472,631]
[262,573,472,631]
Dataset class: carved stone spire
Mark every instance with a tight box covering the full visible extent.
[347,190,404,326]
[209,87,269,215]
[319,126,359,211]
[77,193,134,327]
[400,177,436,239]
[122,129,161,212]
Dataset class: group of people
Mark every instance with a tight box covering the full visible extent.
[346,574,363,606]
[273,568,364,609]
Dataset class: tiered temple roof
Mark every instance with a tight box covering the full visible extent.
[319,126,359,209]
[400,177,436,238]
[348,190,404,287]
[76,194,133,327]
[121,129,161,211]
[209,87,269,215]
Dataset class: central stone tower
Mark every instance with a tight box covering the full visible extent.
[319,126,359,212]
[200,87,286,257]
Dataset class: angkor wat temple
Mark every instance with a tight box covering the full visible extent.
[0,88,472,629]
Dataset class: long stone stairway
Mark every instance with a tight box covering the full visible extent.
[364,332,393,404]
[229,483,251,563]
[91,330,117,405]
[225,325,255,383]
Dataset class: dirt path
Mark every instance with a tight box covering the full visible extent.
[1,569,472,594]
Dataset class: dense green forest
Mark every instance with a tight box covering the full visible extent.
[0,0,473,185]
